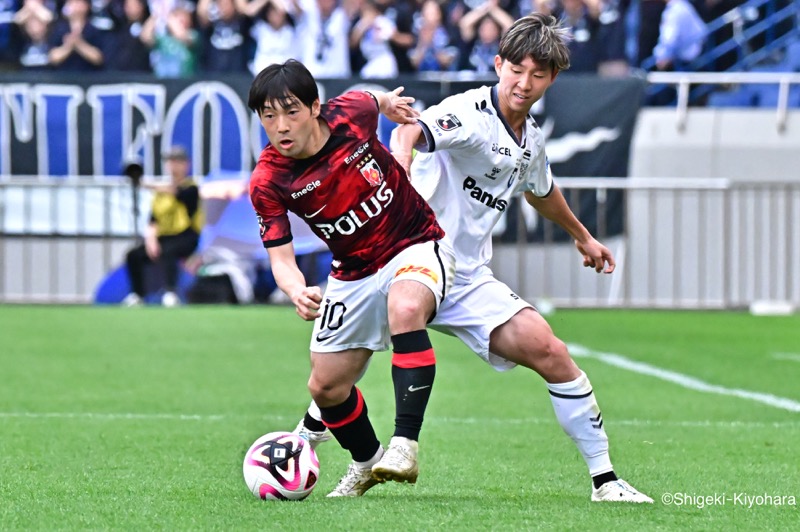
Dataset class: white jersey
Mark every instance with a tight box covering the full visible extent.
[411,85,553,280]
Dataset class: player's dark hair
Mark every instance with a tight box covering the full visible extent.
[498,13,571,71]
[247,60,319,114]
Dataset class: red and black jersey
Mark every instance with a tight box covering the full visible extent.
[250,91,444,281]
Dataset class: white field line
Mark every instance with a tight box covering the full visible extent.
[568,343,800,413]
[772,353,800,363]
[0,411,798,429]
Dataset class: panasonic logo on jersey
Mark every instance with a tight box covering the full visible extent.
[344,142,370,164]
[463,177,507,212]
[314,181,394,239]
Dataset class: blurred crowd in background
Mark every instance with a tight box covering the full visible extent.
[1,0,783,79]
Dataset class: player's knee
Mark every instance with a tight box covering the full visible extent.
[388,299,430,332]
[532,336,577,380]
[307,376,347,407]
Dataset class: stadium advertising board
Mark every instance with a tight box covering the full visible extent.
[0,73,643,238]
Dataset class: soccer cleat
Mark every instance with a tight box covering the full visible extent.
[327,462,380,497]
[371,436,419,484]
[121,293,143,307]
[162,291,180,307]
[293,418,332,449]
[591,479,654,503]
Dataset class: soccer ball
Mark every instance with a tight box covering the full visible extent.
[243,431,320,500]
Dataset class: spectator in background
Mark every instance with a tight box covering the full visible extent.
[637,0,665,66]
[141,0,199,78]
[349,0,397,78]
[107,0,151,71]
[409,0,458,72]
[87,0,120,62]
[595,0,629,76]
[197,0,250,72]
[457,0,513,73]
[377,0,417,74]
[13,0,54,69]
[652,0,706,70]
[1,0,22,66]
[48,0,105,70]
[241,0,300,75]
[295,0,351,78]
[122,146,204,308]
[555,0,601,73]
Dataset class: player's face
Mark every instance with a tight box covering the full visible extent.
[494,56,557,117]
[259,97,322,159]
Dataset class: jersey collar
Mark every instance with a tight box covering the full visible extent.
[491,85,527,148]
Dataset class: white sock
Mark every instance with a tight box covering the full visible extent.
[355,445,384,468]
[547,371,613,476]
[307,400,323,422]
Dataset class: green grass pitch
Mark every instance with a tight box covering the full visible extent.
[1,305,798,530]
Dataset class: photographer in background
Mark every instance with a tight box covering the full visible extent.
[122,146,204,307]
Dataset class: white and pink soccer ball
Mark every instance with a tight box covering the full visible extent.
[243,431,320,500]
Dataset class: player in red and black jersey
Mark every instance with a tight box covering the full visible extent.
[248,60,455,497]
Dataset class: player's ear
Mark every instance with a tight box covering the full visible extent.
[494,55,503,76]
[310,99,321,118]
[551,67,560,83]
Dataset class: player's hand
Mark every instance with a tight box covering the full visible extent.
[383,87,419,125]
[291,286,322,321]
[575,238,615,274]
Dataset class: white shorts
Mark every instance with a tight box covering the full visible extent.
[310,240,455,353]
[430,266,533,371]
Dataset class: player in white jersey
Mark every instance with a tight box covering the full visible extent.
[389,13,652,503]
[296,13,652,503]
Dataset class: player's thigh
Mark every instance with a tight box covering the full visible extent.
[431,274,531,371]
[382,239,455,313]
[310,274,391,354]
[387,280,437,333]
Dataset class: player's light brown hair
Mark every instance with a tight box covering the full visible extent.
[498,13,571,72]
[247,59,319,114]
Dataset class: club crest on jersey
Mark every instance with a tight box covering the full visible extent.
[436,114,462,131]
[359,158,384,187]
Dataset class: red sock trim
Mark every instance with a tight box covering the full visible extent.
[322,388,365,429]
[392,348,436,368]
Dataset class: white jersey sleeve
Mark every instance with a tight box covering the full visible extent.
[523,149,554,198]
[417,90,492,155]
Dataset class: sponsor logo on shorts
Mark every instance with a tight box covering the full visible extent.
[394,265,439,283]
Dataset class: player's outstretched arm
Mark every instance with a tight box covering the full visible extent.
[389,123,425,177]
[267,243,322,320]
[366,87,419,126]
[524,188,615,274]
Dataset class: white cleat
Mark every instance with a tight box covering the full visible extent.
[591,479,654,503]
[121,293,143,307]
[371,436,419,484]
[293,418,332,450]
[327,461,380,497]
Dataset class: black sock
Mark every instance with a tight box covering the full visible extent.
[592,471,618,489]
[318,387,380,463]
[303,411,326,433]
[391,330,436,441]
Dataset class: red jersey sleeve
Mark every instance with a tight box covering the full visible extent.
[250,165,293,248]
[323,91,379,139]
